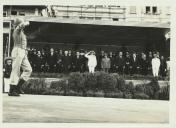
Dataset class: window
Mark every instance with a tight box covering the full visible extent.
[3,11,7,17]
[3,22,10,28]
[87,17,94,20]
[11,11,17,15]
[145,6,158,14]
[146,6,151,14]
[95,17,102,20]
[95,5,104,8]
[130,6,136,14]
[113,18,119,21]
[152,7,157,14]
[19,11,25,16]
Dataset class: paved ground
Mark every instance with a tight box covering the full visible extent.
[3,94,169,123]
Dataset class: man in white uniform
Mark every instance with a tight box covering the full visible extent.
[8,18,32,96]
[85,51,97,73]
[151,53,160,77]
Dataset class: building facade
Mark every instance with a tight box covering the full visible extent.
[3,5,170,58]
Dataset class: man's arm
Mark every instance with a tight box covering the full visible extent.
[15,21,30,32]
[85,51,91,58]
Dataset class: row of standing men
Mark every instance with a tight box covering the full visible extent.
[27,48,170,77]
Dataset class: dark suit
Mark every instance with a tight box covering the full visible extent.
[130,57,139,75]
[147,56,153,75]
[35,55,42,72]
[160,59,167,77]
[124,57,131,75]
[41,53,49,73]
[62,55,71,73]
[56,55,63,73]
[97,55,104,71]
[72,56,81,72]
[47,52,57,73]
[79,55,87,72]
[140,58,148,75]
[31,52,38,72]
[109,56,116,73]
[115,56,125,74]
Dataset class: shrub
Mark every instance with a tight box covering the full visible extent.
[68,72,85,92]
[21,72,169,100]
[101,73,117,93]
[31,72,64,78]
[84,72,98,91]
[135,84,145,93]
[94,90,105,97]
[124,93,133,99]
[50,80,68,95]
[86,90,95,97]
[67,90,78,96]
[144,78,160,99]
[96,71,109,90]
[113,73,126,92]
[124,82,135,94]
[22,78,46,94]
[159,84,170,100]
[105,91,124,98]
[133,93,150,99]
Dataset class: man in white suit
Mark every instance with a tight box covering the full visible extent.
[152,52,161,77]
[85,51,97,73]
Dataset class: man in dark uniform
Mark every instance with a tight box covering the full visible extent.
[68,50,74,72]
[124,52,131,75]
[72,51,81,72]
[109,52,116,73]
[35,51,42,73]
[160,55,167,77]
[79,50,87,73]
[140,54,148,75]
[130,52,140,75]
[97,50,105,71]
[138,52,145,74]
[56,50,63,73]
[62,50,71,73]
[147,51,153,75]
[41,49,49,73]
[47,48,57,73]
[115,51,125,75]
[30,49,38,72]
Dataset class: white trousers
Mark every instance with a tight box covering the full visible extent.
[4,78,10,92]
[88,66,95,73]
[152,67,159,77]
[10,47,32,85]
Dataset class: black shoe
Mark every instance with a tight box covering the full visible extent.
[17,86,24,94]
[8,91,20,96]
[17,79,25,94]
[8,85,20,97]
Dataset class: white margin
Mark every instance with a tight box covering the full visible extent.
[0,0,175,128]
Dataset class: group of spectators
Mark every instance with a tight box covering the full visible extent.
[22,47,170,77]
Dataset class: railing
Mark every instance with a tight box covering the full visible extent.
[3,5,170,23]
[51,5,126,21]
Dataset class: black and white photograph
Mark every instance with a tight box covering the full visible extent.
[1,1,173,127]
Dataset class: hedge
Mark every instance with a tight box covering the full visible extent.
[22,72,169,100]
[31,72,169,81]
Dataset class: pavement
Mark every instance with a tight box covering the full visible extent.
[3,94,169,123]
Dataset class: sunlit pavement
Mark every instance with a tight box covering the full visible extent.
[3,94,169,123]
